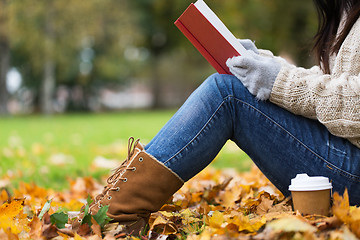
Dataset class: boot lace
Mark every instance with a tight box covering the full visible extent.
[91,137,140,209]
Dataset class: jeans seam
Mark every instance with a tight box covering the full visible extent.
[164,91,360,183]
[232,96,360,182]
[163,99,227,165]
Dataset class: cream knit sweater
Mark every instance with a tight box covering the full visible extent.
[269,16,360,148]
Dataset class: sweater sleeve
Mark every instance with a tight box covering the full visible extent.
[270,60,360,140]
[269,16,360,145]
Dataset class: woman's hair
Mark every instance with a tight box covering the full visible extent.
[312,0,360,73]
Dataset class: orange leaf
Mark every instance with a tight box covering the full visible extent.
[332,189,352,224]
[0,198,26,234]
[29,216,42,239]
[0,189,10,203]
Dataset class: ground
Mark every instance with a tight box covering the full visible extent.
[0,112,359,239]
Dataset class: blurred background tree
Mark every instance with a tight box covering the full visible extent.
[0,0,317,115]
[0,0,10,115]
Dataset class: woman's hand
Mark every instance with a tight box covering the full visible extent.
[226,51,281,100]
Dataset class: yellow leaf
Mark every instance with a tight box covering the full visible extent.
[226,213,266,232]
[52,199,84,212]
[58,231,70,239]
[267,216,317,233]
[207,211,224,228]
[75,233,85,240]
[0,199,26,234]
[332,189,352,224]
[150,215,177,235]
[349,206,360,221]
[159,211,176,218]
[332,190,360,238]
[181,209,201,225]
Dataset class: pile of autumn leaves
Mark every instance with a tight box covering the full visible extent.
[1,166,360,240]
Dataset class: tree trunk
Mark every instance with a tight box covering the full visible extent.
[41,59,55,114]
[40,3,56,115]
[0,0,10,115]
[150,55,162,109]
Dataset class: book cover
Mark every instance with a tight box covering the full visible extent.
[174,0,246,75]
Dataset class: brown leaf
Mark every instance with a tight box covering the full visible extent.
[29,216,43,239]
[77,223,92,237]
[0,229,8,240]
[310,216,343,231]
[159,204,181,212]
[150,215,178,235]
[91,217,102,237]
[256,195,274,215]
[267,196,292,213]
[58,227,75,237]
[42,223,59,240]
[215,184,242,209]
[42,212,51,225]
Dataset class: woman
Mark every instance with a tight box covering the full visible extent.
[74,0,360,235]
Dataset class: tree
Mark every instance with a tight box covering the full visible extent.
[9,0,140,113]
[6,0,319,113]
[128,0,192,108]
[0,0,10,115]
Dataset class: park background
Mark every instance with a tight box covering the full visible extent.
[0,0,318,190]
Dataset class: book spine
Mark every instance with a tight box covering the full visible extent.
[174,19,229,74]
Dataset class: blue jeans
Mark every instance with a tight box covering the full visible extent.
[145,73,360,206]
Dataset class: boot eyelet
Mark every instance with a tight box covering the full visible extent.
[123,178,128,182]
[116,187,120,191]
[132,167,136,171]
[107,196,112,200]
[139,157,143,162]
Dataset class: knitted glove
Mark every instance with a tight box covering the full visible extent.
[238,39,258,54]
[226,50,281,100]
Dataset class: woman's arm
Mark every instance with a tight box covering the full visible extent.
[271,17,360,141]
[270,60,360,139]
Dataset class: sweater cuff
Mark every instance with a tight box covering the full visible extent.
[269,58,294,106]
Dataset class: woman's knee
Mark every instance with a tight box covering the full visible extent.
[203,73,249,99]
[204,73,236,87]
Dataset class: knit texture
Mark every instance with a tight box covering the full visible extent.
[270,17,360,148]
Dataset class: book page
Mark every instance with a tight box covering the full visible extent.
[194,0,247,56]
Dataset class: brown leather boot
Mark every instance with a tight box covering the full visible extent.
[73,137,184,236]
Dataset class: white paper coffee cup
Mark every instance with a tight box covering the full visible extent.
[289,174,332,216]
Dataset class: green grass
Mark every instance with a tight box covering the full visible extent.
[0,110,251,190]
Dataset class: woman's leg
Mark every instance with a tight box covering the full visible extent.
[145,73,360,205]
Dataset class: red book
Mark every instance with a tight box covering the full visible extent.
[174,0,247,75]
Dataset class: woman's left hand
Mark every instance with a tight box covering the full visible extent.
[226,51,281,100]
